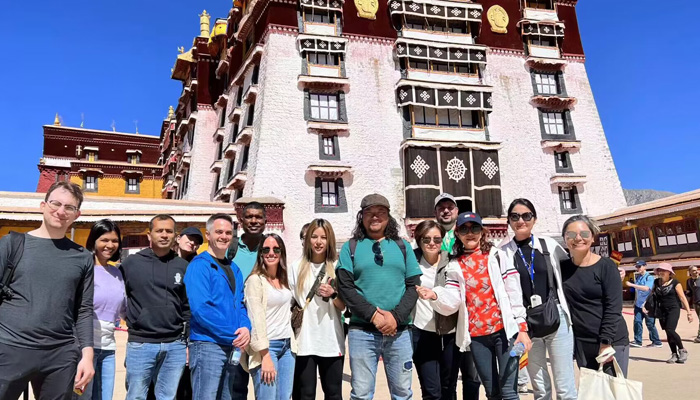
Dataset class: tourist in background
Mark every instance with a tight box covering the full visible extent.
[646,263,693,363]
[299,222,310,244]
[289,219,345,400]
[175,227,203,262]
[500,199,577,400]
[685,265,700,342]
[79,219,126,400]
[411,220,461,400]
[560,215,630,377]
[434,193,459,253]
[625,260,662,348]
[426,212,531,400]
[244,234,296,400]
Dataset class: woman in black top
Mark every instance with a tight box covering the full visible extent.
[559,215,630,377]
[645,262,693,363]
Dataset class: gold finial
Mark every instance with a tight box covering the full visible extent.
[111,120,116,132]
[54,113,61,126]
[80,113,85,128]
[178,46,185,54]
[167,106,175,120]
[200,10,211,38]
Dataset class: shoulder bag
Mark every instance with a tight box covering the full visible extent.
[291,266,326,335]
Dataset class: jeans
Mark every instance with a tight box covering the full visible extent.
[77,349,116,400]
[469,330,520,400]
[526,306,577,400]
[292,355,343,400]
[347,327,413,400]
[189,341,247,400]
[633,306,661,345]
[411,328,458,400]
[456,348,481,400]
[251,339,295,400]
[125,340,187,400]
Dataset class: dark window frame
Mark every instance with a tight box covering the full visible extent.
[125,176,141,194]
[558,186,581,214]
[554,151,573,173]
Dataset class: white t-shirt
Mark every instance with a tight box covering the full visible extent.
[265,284,293,341]
[412,256,438,332]
[289,259,345,357]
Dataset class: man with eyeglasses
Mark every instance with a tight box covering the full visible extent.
[337,194,422,400]
[624,260,662,348]
[434,193,459,253]
[0,181,95,399]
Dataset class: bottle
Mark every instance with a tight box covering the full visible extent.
[510,342,526,358]
[228,347,242,366]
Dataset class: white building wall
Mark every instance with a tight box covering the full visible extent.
[184,107,218,201]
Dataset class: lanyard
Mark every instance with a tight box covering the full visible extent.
[516,236,536,289]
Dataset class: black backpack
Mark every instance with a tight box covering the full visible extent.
[0,232,26,305]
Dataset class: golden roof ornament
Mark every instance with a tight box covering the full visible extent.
[354,0,379,20]
[178,46,185,54]
[167,106,175,120]
[54,113,61,126]
[200,10,211,38]
[487,5,509,34]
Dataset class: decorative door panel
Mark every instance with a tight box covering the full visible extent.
[439,148,472,198]
[405,147,439,186]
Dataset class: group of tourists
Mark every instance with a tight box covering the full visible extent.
[0,180,690,400]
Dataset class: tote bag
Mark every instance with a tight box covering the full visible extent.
[578,358,643,400]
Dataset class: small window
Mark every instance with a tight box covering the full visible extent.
[555,152,569,169]
[86,151,97,162]
[448,20,468,34]
[323,137,335,156]
[236,86,244,106]
[433,62,450,72]
[84,175,97,192]
[437,108,459,127]
[126,177,139,193]
[127,154,140,164]
[309,53,339,66]
[252,65,260,85]
[404,19,424,30]
[535,73,558,95]
[246,103,255,126]
[219,108,226,127]
[531,36,556,48]
[457,64,478,75]
[408,60,428,70]
[526,0,553,9]
[241,145,250,171]
[543,112,565,135]
[321,181,338,206]
[429,19,447,32]
[559,187,580,213]
[310,93,339,121]
[305,10,333,23]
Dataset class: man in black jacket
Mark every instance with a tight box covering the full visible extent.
[121,214,190,400]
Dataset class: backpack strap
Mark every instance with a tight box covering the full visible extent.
[538,238,556,292]
[0,232,26,302]
[349,238,358,263]
[225,235,240,262]
[393,238,407,261]
[349,238,407,263]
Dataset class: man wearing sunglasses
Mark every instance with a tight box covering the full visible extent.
[434,193,459,253]
[0,182,95,399]
[337,194,422,400]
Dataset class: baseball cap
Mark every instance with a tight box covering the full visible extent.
[360,194,390,210]
[180,227,204,244]
[456,212,483,227]
[434,193,456,208]
[635,260,647,268]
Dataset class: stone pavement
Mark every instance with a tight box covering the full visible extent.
[98,310,700,399]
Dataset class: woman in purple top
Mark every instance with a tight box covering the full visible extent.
[79,219,127,400]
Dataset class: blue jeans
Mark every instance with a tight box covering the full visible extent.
[125,340,187,400]
[469,330,519,400]
[73,349,116,400]
[348,327,413,400]
[526,306,577,400]
[251,339,295,400]
[190,340,249,400]
[633,306,661,345]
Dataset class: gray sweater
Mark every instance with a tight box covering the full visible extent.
[0,234,94,349]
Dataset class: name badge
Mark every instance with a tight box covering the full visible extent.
[530,295,543,307]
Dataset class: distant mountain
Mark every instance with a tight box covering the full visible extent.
[623,189,675,206]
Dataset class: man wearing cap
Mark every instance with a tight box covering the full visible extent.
[176,227,204,262]
[434,193,459,253]
[625,260,662,347]
[337,194,422,400]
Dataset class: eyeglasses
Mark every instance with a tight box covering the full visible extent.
[564,231,592,241]
[372,241,383,265]
[421,237,442,245]
[456,225,483,235]
[45,200,79,214]
[261,247,281,255]
[509,212,534,222]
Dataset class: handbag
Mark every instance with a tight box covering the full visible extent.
[525,239,561,338]
[643,284,661,319]
[578,357,643,400]
[291,266,326,335]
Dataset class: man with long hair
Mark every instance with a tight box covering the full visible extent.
[337,194,422,400]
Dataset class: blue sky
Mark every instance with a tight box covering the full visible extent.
[0,1,697,194]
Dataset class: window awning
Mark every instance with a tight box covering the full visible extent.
[550,174,587,186]
[389,0,483,23]
[307,164,352,178]
[396,80,493,111]
[298,35,347,54]
[396,38,487,64]
[300,0,344,12]
[520,21,565,37]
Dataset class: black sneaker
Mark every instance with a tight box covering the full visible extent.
[630,342,643,348]
[646,343,663,348]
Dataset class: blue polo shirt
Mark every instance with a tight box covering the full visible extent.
[232,238,259,279]
[634,272,654,308]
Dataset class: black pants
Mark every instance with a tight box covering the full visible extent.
[660,307,684,354]
[456,348,481,400]
[292,355,343,400]
[410,328,458,400]
[0,342,80,400]
[573,339,629,378]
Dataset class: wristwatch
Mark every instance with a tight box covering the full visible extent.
[330,292,338,300]
[600,338,612,346]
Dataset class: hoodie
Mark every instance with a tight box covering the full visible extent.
[120,248,190,343]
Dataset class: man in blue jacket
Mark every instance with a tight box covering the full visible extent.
[625,260,662,347]
[184,213,251,399]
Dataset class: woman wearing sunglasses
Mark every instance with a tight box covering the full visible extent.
[560,215,629,377]
[288,219,345,400]
[500,199,577,399]
[244,233,296,400]
[421,212,531,400]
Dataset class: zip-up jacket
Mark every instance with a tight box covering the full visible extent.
[413,248,458,335]
[184,251,251,345]
[120,248,190,343]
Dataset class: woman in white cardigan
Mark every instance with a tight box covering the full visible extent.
[500,198,577,400]
[244,233,296,400]
[418,212,531,400]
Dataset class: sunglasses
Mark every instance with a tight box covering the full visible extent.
[421,237,443,245]
[509,212,534,222]
[564,231,592,241]
[372,241,383,265]
[457,225,483,235]
[261,247,282,255]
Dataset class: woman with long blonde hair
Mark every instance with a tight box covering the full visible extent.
[289,219,345,400]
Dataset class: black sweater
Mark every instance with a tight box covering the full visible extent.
[120,248,190,343]
[561,256,628,345]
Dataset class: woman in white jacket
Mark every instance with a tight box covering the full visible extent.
[500,199,577,400]
[417,212,531,400]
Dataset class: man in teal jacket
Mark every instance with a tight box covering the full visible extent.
[184,213,251,400]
